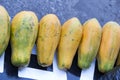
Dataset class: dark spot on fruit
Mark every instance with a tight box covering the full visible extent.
[30,22,35,28]
[69,30,73,34]
[26,27,29,30]
[41,38,44,41]
[30,26,33,29]
[72,39,74,41]
[22,22,25,25]
[39,36,44,41]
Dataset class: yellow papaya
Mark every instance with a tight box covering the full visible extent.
[97,22,120,73]
[78,18,102,69]
[0,6,10,56]
[58,17,82,70]
[11,11,38,67]
[37,14,61,67]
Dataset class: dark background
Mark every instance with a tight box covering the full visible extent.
[1,0,120,25]
[0,0,120,80]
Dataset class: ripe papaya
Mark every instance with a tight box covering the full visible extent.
[58,17,82,70]
[78,18,102,69]
[97,22,120,73]
[37,14,61,67]
[0,6,10,56]
[11,11,38,67]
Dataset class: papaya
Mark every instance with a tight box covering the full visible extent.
[78,18,102,69]
[37,14,61,67]
[97,22,120,73]
[11,11,38,67]
[0,6,10,56]
[58,17,82,70]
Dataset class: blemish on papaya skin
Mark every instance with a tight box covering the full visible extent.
[22,22,25,25]
[41,38,44,41]
[69,29,74,34]
[39,36,44,41]
[72,39,74,41]
[29,21,35,28]
[26,27,29,30]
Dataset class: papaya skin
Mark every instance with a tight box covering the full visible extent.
[0,6,10,56]
[37,14,61,67]
[11,11,38,67]
[116,50,120,66]
[58,17,82,70]
[78,18,102,69]
[97,22,120,73]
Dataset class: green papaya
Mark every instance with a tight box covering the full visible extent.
[78,18,102,69]
[11,11,38,67]
[0,5,10,56]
